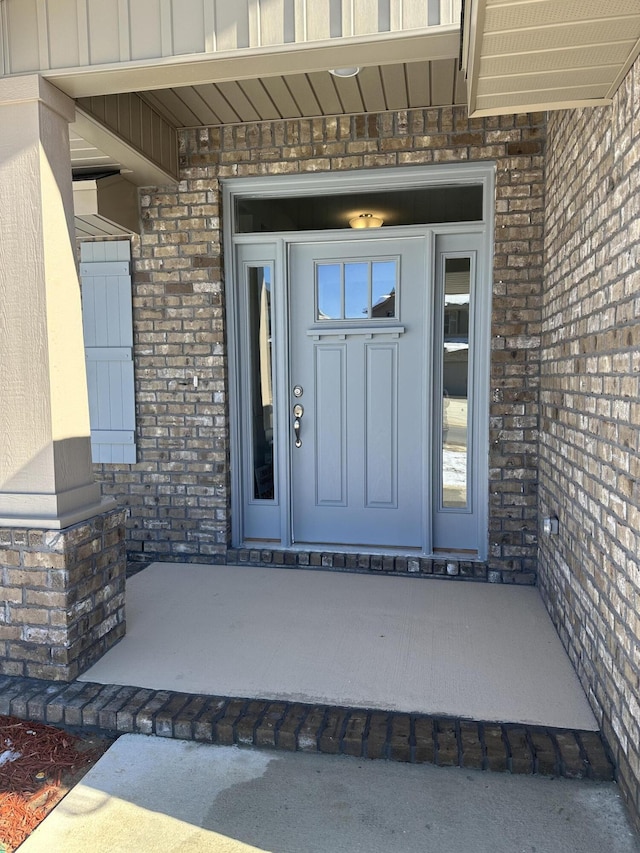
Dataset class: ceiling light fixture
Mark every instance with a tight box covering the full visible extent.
[329,67,360,78]
[349,213,384,229]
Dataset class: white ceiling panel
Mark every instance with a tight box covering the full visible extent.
[357,66,389,113]
[332,75,366,114]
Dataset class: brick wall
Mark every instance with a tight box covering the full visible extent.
[539,57,640,825]
[94,106,546,582]
[0,508,126,681]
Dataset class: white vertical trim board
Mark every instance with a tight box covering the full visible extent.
[80,240,137,464]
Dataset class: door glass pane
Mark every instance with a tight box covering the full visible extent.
[317,263,342,319]
[372,261,397,318]
[442,257,470,509]
[316,259,399,321]
[248,266,275,500]
[344,262,369,318]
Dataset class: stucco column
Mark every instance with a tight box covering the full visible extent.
[0,75,112,528]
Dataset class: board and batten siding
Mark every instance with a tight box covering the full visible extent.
[80,240,137,464]
[0,0,461,74]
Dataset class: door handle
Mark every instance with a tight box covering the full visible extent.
[293,403,304,448]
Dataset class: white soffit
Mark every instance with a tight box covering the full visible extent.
[140,60,468,127]
[70,129,121,175]
[464,0,640,116]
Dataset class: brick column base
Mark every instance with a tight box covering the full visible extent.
[0,507,126,681]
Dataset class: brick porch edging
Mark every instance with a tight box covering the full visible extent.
[128,552,536,585]
[0,675,613,781]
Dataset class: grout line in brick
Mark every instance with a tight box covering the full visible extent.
[251,702,270,745]
[545,728,563,777]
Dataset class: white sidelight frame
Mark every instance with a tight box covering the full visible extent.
[223,163,495,559]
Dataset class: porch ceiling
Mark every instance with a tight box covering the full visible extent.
[137,59,467,128]
[463,0,640,116]
[69,56,467,190]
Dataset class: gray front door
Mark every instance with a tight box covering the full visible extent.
[289,237,428,547]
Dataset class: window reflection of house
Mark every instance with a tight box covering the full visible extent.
[371,289,396,318]
[441,260,471,509]
[443,293,469,399]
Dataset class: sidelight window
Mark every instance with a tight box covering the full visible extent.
[440,257,471,510]
[247,266,275,501]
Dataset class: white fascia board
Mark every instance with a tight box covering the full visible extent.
[462,0,486,118]
[44,27,460,99]
[469,97,612,118]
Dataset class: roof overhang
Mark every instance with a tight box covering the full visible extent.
[462,0,640,117]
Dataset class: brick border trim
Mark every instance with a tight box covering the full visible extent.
[0,675,613,781]
[127,552,535,585]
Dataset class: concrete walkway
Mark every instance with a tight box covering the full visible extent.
[18,735,640,853]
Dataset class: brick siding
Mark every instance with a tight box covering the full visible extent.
[0,509,126,681]
[539,57,640,826]
[93,107,546,582]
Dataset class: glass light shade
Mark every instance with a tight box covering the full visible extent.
[328,67,360,78]
[349,213,384,229]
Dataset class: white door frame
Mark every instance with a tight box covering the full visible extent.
[223,164,495,558]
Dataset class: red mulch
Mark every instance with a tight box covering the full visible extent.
[0,716,112,852]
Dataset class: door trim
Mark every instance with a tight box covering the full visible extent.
[224,164,495,558]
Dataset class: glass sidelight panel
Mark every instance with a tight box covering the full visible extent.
[247,266,275,500]
[441,257,470,509]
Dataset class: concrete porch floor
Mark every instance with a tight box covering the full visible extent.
[81,562,597,731]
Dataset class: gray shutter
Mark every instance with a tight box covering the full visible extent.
[80,240,136,464]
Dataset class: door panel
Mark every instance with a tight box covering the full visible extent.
[314,345,347,505]
[290,238,427,547]
[365,342,397,507]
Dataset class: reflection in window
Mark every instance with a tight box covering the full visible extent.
[316,259,398,320]
[317,264,341,319]
[345,263,368,318]
[372,261,396,317]
[248,266,275,500]
[441,257,470,509]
